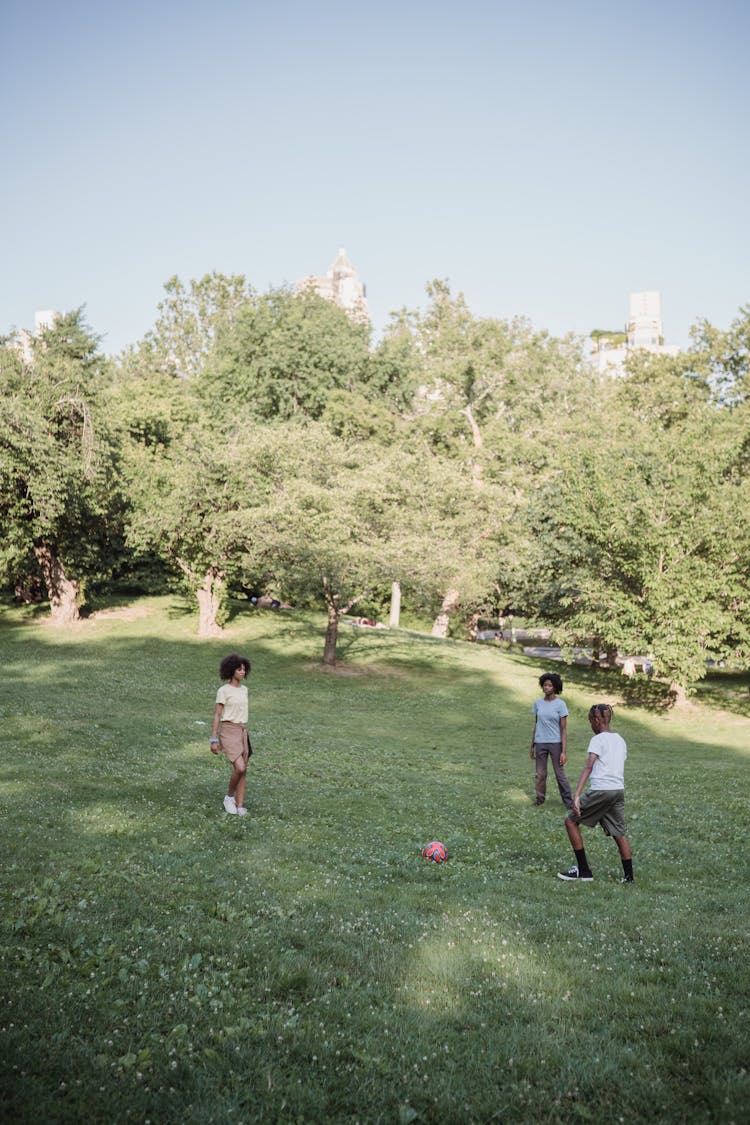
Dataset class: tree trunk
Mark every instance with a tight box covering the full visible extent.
[670,681,689,708]
[389,581,401,628]
[34,543,80,624]
[195,568,225,637]
[322,595,339,666]
[462,404,484,487]
[431,587,460,638]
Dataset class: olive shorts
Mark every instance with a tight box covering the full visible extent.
[569,788,626,837]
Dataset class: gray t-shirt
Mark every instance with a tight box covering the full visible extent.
[532,697,568,743]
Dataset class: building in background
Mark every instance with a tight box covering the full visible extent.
[295,247,369,325]
[12,309,60,364]
[590,291,679,374]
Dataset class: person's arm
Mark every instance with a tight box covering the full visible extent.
[559,714,568,765]
[210,701,224,754]
[530,716,536,759]
[571,752,597,815]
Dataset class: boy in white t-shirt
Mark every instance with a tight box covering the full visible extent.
[557,703,634,884]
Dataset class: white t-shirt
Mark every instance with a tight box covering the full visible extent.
[216,682,248,724]
[587,730,627,790]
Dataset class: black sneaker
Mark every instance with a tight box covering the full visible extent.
[557,865,593,881]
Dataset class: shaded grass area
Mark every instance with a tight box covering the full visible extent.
[1,598,749,1124]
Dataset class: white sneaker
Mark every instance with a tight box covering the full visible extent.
[236,806,248,817]
[223,795,237,814]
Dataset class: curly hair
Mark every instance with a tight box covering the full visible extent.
[219,653,251,681]
[588,703,613,723]
[538,672,563,694]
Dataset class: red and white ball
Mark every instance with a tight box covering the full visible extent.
[422,840,447,863]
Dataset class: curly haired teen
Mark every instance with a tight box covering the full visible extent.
[210,654,252,816]
[531,672,573,809]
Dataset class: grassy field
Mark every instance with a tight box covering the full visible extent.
[1,597,748,1124]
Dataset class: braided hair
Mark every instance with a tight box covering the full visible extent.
[588,703,613,724]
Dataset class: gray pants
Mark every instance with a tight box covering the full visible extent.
[534,742,573,808]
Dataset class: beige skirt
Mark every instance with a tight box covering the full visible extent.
[219,722,251,763]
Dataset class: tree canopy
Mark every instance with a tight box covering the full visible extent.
[0,310,122,621]
[2,276,748,698]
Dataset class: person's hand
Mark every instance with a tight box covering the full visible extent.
[210,738,220,755]
[530,744,535,759]
[573,796,580,815]
[560,751,567,766]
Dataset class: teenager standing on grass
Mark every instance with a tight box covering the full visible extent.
[531,672,573,808]
[210,654,252,816]
[558,703,634,883]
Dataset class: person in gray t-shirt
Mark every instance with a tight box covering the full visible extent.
[531,672,573,808]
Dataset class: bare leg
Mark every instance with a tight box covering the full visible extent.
[565,816,584,849]
[561,814,594,877]
[231,752,248,809]
[228,756,246,799]
[614,834,631,861]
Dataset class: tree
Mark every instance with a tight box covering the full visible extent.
[0,311,122,622]
[229,423,497,663]
[238,423,403,664]
[123,420,263,636]
[389,455,513,640]
[386,280,594,635]
[404,280,593,483]
[526,352,750,700]
[122,272,254,381]
[687,304,750,406]
[365,313,424,411]
[201,288,371,422]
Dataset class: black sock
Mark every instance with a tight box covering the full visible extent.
[622,858,634,881]
[574,848,592,875]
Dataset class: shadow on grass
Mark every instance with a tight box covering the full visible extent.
[514,654,750,718]
[500,655,677,713]
[693,669,750,718]
[619,676,677,712]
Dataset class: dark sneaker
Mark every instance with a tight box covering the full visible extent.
[620,876,634,884]
[557,865,593,881]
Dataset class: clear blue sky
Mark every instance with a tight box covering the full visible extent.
[2,0,748,355]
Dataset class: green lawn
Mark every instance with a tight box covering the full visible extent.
[1,598,748,1124]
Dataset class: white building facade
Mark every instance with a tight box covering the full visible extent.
[590,291,679,374]
[295,247,369,325]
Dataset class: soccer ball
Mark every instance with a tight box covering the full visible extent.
[422,840,447,863]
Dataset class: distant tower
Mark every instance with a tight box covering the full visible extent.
[590,290,678,375]
[34,310,59,334]
[627,291,663,349]
[13,309,61,364]
[296,247,369,325]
